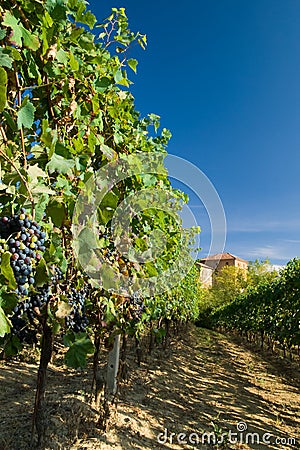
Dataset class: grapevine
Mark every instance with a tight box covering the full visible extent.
[211,258,300,355]
[0,0,202,444]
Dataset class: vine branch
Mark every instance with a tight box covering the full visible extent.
[14,66,27,171]
[0,134,35,217]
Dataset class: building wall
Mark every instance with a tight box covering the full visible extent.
[197,263,213,287]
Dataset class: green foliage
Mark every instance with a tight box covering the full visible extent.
[210,266,247,307]
[145,264,202,327]
[1,251,17,290]
[17,98,35,129]
[197,260,281,329]
[196,266,246,327]
[0,0,199,367]
[0,305,10,337]
[64,332,94,368]
[212,258,300,349]
[247,259,279,286]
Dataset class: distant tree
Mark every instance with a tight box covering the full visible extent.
[210,266,247,307]
[196,266,246,327]
[247,259,279,286]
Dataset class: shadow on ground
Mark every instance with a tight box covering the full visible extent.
[0,326,299,450]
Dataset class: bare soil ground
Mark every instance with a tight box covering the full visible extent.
[0,325,299,450]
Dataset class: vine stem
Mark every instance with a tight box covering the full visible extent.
[14,67,28,171]
[19,83,52,91]
[31,310,53,447]
[0,137,35,218]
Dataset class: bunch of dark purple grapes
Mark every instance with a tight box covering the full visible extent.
[0,208,90,341]
[10,267,63,343]
[10,316,38,345]
[65,286,89,333]
[0,208,46,296]
[129,292,146,322]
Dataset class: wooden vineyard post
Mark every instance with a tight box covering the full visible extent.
[95,334,121,429]
[106,334,121,401]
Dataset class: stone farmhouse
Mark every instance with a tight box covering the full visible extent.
[200,252,248,271]
[197,252,248,286]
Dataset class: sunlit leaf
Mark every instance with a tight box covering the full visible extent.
[17,99,35,129]
[127,58,138,73]
[0,306,11,337]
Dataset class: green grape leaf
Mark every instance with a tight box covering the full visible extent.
[42,10,53,28]
[64,332,94,369]
[0,49,13,69]
[34,193,50,222]
[17,99,35,129]
[46,153,75,174]
[28,164,47,183]
[0,292,18,314]
[4,335,22,356]
[105,298,117,322]
[0,305,10,337]
[101,264,118,292]
[35,257,49,287]
[46,198,66,227]
[55,177,74,197]
[100,191,119,209]
[1,252,17,290]
[32,184,55,195]
[69,52,79,70]
[50,4,67,22]
[3,111,17,131]
[144,261,158,277]
[56,48,69,64]
[21,28,40,50]
[80,11,97,29]
[127,58,138,73]
[68,28,84,43]
[2,11,22,47]
[95,76,112,93]
[0,67,7,112]
[77,227,98,251]
[7,47,23,62]
[140,173,157,188]
[113,69,123,83]
[97,207,114,225]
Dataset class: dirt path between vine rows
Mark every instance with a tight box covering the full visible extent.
[0,325,299,450]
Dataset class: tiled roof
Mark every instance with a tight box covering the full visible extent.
[200,252,248,263]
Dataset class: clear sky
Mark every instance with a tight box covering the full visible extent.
[89,0,300,265]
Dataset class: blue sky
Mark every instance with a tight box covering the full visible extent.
[89,0,300,265]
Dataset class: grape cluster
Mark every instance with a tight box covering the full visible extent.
[12,285,49,319]
[10,316,38,345]
[65,286,89,333]
[0,208,90,342]
[10,267,63,344]
[129,293,145,322]
[0,208,46,296]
